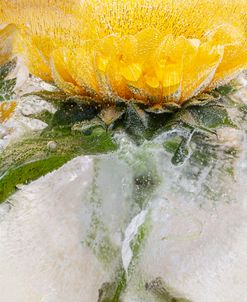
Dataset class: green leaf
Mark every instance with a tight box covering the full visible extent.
[0,128,117,203]
[0,156,70,203]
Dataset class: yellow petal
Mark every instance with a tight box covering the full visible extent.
[99,35,120,58]
[14,32,52,82]
[181,42,224,102]
[0,101,16,122]
[136,28,164,62]
[96,35,120,73]
[120,35,138,63]
[206,23,244,46]
[105,60,132,99]
[212,45,247,87]
[145,75,160,89]
[96,55,110,73]
[120,63,142,82]
[51,48,84,95]
[67,45,101,97]
[156,64,181,88]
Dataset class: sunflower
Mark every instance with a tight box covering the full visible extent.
[1,4,247,302]
[0,0,246,107]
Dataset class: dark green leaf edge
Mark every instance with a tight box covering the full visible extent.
[0,128,117,203]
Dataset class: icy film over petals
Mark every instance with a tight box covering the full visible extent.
[0,0,247,105]
[0,24,16,66]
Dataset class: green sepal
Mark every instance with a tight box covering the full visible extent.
[161,100,237,135]
[99,106,125,127]
[0,59,16,101]
[0,59,16,81]
[71,118,106,136]
[123,103,149,142]
[214,82,238,96]
[51,100,100,126]
[145,102,181,114]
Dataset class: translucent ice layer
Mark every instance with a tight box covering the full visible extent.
[1,119,247,301]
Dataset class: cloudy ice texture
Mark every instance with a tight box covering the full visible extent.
[0,129,247,302]
[1,74,247,301]
[0,157,110,302]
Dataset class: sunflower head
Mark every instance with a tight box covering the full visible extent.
[0,0,247,108]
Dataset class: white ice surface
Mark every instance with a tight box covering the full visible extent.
[1,149,247,302]
[0,157,110,302]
